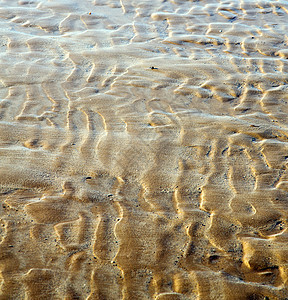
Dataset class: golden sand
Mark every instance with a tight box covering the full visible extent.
[1,0,288,299]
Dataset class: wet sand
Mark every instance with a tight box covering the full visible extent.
[1,0,288,299]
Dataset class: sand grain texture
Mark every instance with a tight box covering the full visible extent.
[1,0,288,299]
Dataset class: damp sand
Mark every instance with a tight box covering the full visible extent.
[1,0,288,299]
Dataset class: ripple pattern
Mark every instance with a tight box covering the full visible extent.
[1,0,288,299]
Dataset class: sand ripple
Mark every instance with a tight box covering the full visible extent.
[1,0,288,299]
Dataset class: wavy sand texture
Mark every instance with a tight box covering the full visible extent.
[1,0,288,299]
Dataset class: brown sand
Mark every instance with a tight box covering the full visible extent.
[1,0,288,299]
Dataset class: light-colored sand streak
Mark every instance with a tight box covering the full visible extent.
[1,0,288,299]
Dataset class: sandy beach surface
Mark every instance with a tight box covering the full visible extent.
[1,0,288,299]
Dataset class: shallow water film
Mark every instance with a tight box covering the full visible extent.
[1,0,288,299]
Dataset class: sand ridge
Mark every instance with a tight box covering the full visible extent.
[0,0,288,299]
